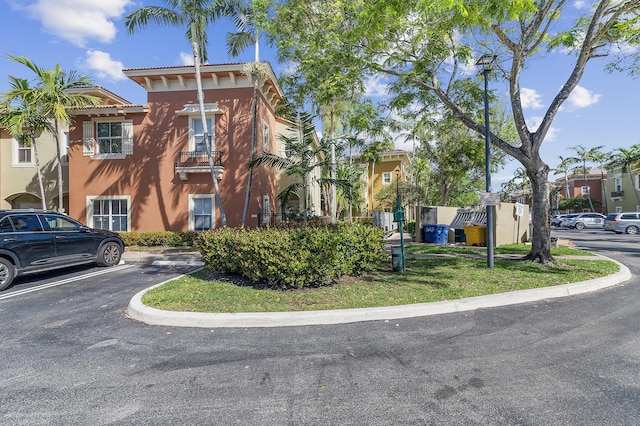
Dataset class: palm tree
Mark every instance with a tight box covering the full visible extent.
[0,77,55,209]
[567,145,604,212]
[588,147,611,214]
[607,145,640,208]
[248,113,349,223]
[125,0,227,226]
[554,155,575,200]
[6,55,99,213]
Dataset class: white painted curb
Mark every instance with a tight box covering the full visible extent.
[126,257,632,328]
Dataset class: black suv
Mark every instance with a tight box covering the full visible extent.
[0,210,124,291]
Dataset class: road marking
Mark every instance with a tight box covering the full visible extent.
[0,264,136,301]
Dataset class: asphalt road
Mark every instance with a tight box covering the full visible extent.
[1,231,639,425]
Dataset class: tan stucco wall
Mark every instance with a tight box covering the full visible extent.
[493,202,530,245]
[0,127,68,210]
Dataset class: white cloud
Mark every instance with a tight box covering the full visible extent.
[179,51,194,66]
[573,0,586,9]
[520,87,544,109]
[364,76,388,98]
[567,85,601,108]
[82,50,126,81]
[19,0,132,47]
[526,115,559,142]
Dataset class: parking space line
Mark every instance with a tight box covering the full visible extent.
[0,264,136,300]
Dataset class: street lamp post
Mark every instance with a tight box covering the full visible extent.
[476,54,497,269]
[394,168,406,273]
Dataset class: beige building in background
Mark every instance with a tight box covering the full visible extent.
[0,125,69,211]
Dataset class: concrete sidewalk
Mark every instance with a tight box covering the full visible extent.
[123,246,632,329]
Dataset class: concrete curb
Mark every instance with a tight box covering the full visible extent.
[126,256,632,328]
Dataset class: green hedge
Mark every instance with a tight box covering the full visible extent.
[119,231,198,247]
[196,224,385,289]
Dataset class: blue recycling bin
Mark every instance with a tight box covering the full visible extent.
[423,224,450,244]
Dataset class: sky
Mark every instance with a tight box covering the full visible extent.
[1,0,639,190]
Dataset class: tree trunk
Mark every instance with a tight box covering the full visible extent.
[31,132,46,210]
[241,72,259,227]
[53,118,64,213]
[191,20,226,227]
[523,164,554,264]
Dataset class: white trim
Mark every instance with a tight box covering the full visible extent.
[189,117,214,152]
[382,172,392,185]
[12,135,34,167]
[188,194,215,231]
[262,122,270,152]
[86,195,131,231]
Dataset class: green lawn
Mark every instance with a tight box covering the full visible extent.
[142,244,616,313]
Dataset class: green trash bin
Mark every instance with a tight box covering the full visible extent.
[391,245,404,272]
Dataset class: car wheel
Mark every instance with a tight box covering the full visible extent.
[625,225,639,235]
[575,222,585,230]
[97,242,122,267]
[0,257,16,291]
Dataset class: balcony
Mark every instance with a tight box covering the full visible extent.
[611,190,624,198]
[175,151,224,181]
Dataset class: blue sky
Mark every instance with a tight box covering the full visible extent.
[1,0,639,189]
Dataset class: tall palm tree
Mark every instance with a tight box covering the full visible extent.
[126,0,227,226]
[248,113,349,223]
[1,77,55,209]
[607,145,640,208]
[567,144,604,212]
[554,155,575,200]
[6,55,99,213]
[588,147,611,214]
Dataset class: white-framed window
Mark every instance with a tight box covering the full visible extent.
[86,195,130,232]
[13,134,33,166]
[262,122,271,152]
[382,172,392,185]
[581,186,590,195]
[615,178,622,192]
[635,174,640,190]
[83,119,133,159]
[188,194,215,231]
[61,131,69,164]
[262,195,270,224]
[189,117,213,152]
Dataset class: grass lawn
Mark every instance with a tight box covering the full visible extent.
[142,244,617,313]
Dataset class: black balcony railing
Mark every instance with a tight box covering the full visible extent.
[175,151,223,168]
[611,190,624,198]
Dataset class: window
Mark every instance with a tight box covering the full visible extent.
[0,217,14,233]
[97,122,123,154]
[382,172,392,185]
[616,206,623,213]
[87,196,130,232]
[13,134,33,166]
[10,215,44,232]
[83,120,133,158]
[581,186,590,195]
[615,178,622,192]
[263,123,271,152]
[43,215,80,231]
[262,195,270,224]
[190,117,213,152]
[189,194,215,231]
[61,131,69,163]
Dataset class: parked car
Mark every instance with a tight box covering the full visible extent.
[550,214,567,227]
[604,212,640,234]
[565,213,606,229]
[0,210,124,291]
[560,214,579,227]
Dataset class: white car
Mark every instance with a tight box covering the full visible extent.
[565,213,606,230]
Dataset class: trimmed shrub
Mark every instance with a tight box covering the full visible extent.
[120,231,198,247]
[196,224,385,289]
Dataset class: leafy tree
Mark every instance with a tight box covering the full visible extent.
[589,148,611,214]
[607,145,640,208]
[0,77,55,209]
[268,0,640,264]
[5,55,99,212]
[126,0,227,226]
[559,197,601,212]
[500,167,531,202]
